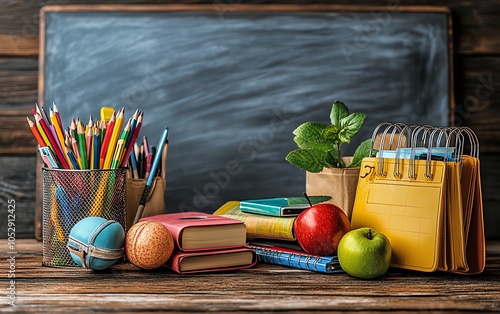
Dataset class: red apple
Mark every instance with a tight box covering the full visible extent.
[294,194,351,256]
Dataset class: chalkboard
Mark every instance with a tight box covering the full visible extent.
[39,5,452,213]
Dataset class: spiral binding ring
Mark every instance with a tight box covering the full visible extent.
[369,123,481,182]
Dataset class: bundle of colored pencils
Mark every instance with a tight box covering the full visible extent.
[27,104,143,170]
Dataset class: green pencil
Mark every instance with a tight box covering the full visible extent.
[76,122,88,169]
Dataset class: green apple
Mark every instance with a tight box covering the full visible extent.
[337,227,391,279]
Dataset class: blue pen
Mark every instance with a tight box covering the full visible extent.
[132,127,169,225]
[147,128,168,186]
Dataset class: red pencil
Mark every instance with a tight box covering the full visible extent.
[34,113,70,169]
[120,112,143,167]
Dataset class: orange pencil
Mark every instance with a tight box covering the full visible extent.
[32,110,52,150]
[26,117,47,147]
[99,111,116,168]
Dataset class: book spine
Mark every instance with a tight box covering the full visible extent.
[247,245,343,274]
[215,202,296,241]
[240,203,281,216]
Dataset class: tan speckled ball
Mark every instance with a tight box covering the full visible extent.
[125,221,174,269]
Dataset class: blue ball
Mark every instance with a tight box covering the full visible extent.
[67,217,125,270]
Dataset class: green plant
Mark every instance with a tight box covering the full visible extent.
[285,100,372,172]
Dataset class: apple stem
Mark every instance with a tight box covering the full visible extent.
[302,192,313,207]
[366,229,373,240]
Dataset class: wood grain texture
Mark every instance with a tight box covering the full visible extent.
[480,154,500,240]
[0,57,37,108]
[0,156,36,238]
[455,56,500,152]
[1,0,500,56]
[0,239,499,312]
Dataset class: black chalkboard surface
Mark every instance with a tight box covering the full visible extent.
[39,5,452,213]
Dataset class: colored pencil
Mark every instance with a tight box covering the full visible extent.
[26,117,47,147]
[71,136,82,169]
[100,111,116,168]
[93,127,100,170]
[121,112,143,168]
[66,145,80,170]
[53,103,63,131]
[35,112,70,169]
[76,123,88,169]
[100,119,107,144]
[36,103,50,125]
[50,109,71,167]
[111,139,126,169]
[103,108,124,169]
[70,118,77,140]
[86,126,93,164]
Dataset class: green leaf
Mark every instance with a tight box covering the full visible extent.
[286,196,332,205]
[292,122,328,143]
[348,139,372,168]
[338,113,366,143]
[294,136,333,152]
[321,125,340,142]
[330,100,349,126]
[285,149,326,173]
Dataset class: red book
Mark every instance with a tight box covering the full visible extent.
[165,247,256,274]
[140,212,247,252]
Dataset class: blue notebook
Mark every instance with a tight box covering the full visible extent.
[240,196,331,217]
[247,243,343,274]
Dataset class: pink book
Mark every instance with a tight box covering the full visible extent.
[166,247,256,274]
[140,212,247,252]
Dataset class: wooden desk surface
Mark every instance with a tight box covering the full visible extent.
[1,239,500,313]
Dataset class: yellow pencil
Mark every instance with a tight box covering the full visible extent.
[35,119,52,150]
[103,108,124,169]
[111,139,126,169]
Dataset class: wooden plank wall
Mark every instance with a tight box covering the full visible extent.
[0,0,499,239]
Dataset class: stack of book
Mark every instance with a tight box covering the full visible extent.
[140,212,256,274]
[213,199,343,274]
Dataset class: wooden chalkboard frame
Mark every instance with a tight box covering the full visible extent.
[35,4,454,239]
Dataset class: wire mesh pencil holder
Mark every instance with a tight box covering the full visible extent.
[42,168,127,267]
